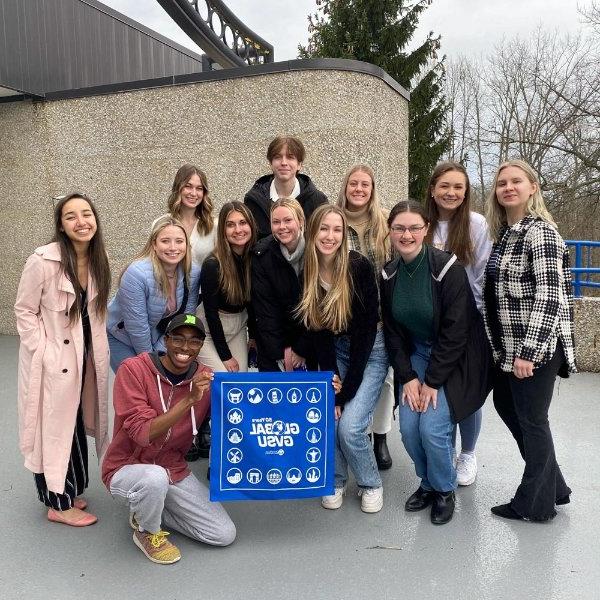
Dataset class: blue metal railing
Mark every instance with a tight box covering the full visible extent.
[566,240,600,297]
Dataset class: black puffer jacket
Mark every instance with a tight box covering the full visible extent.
[380,246,492,423]
[244,173,328,239]
[251,235,305,371]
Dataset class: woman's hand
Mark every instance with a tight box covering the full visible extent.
[334,405,342,420]
[290,350,306,369]
[419,383,438,412]
[402,378,421,412]
[513,357,534,379]
[223,357,239,372]
[332,374,342,394]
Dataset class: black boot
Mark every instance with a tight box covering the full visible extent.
[373,433,392,470]
[185,417,211,462]
[431,491,455,525]
[405,487,435,512]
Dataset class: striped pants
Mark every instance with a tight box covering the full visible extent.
[34,404,89,511]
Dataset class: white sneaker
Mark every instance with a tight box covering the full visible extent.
[456,453,477,486]
[322,485,346,509]
[358,486,383,513]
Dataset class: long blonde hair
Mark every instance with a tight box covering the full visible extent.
[167,164,214,236]
[486,159,556,242]
[297,205,352,333]
[213,202,257,305]
[121,216,191,296]
[336,164,389,269]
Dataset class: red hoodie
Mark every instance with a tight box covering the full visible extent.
[101,352,210,489]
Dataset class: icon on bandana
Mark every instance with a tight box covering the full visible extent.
[286,468,302,484]
[306,408,321,424]
[226,468,242,484]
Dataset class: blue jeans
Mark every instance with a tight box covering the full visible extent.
[398,340,456,492]
[457,408,482,453]
[108,333,137,373]
[334,330,389,489]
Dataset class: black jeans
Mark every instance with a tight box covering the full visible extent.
[493,346,571,520]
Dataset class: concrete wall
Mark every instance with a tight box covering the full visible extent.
[574,298,600,372]
[0,63,409,334]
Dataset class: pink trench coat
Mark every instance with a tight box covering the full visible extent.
[14,243,109,494]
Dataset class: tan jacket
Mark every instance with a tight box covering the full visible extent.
[14,242,109,494]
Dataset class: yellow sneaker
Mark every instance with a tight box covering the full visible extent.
[132,529,181,564]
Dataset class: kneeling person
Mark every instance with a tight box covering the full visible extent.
[102,314,235,564]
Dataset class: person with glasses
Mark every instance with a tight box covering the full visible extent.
[102,314,236,564]
[107,216,201,372]
[15,193,111,526]
[381,201,490,525]
[424,161,492,486]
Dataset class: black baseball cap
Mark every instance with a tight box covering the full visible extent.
[164,314,206,338]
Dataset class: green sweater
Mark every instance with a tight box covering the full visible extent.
[392,246,434,343]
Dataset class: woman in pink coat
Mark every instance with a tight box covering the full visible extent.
[15,193,111,527]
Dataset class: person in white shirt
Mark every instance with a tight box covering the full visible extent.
[165,164,217,267]
[424,161,492,486]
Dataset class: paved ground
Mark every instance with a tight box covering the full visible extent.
[1,333,598,600]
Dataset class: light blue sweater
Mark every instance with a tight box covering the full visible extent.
[107,257,200,355]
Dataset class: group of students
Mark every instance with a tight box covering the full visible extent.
[15,135,576,565]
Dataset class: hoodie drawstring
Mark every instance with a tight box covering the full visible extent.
[156,374,197,436]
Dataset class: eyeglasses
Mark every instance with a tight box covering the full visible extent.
[168,335,204,350]
[390,224,427,234]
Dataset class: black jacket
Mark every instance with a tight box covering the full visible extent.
[294,251,379,407]
[244,173,328,239]
[251,235,305,371]
[380,246,492,423]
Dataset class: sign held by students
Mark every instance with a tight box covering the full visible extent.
[210,371,335,501]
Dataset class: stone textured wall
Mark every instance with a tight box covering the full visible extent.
[0,67,409,334]
[574,298,600,372]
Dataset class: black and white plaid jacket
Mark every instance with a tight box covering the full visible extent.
[482,215,577,374]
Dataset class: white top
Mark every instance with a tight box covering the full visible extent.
[190,220,217,267]
[270,177,301,201]
[432,211,492,311]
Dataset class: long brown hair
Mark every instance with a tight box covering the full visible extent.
[296,205,352,333]
[213,202,257,305]
[336,164,389,270]
[424,161,473,265]
[52,193,111,324]
[122,216,192,296]
[167,164,214,236]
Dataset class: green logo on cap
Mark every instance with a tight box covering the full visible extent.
[184,315,196,325]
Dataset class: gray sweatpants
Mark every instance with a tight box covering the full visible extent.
[110,464,236,546]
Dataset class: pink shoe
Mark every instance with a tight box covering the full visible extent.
[73,497,88,510]
[47,508,98,527]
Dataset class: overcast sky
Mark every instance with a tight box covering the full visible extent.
[102,0,594,61]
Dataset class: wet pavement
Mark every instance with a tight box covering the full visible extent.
[1,334,597,600]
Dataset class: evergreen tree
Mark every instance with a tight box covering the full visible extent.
[299,0,450,200]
